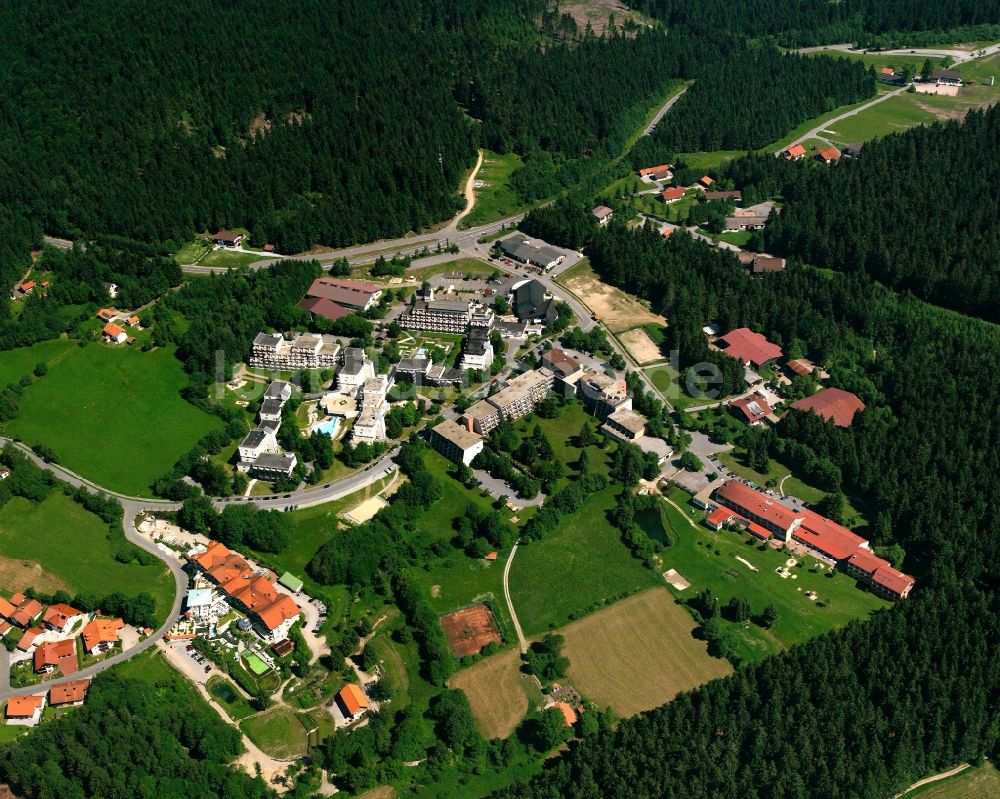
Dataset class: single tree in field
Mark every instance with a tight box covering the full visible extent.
[761,604,778,629]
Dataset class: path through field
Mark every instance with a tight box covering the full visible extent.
[503,543,527,654]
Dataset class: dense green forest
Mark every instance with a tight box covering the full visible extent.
[634,0,1000,46]
[631,50,875,156]
[717,106,1000,321]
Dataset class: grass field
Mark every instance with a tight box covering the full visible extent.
[460,150,525,229]
[3,342,222,495]
[174,238,262,269]
[659,491,887,663]
[240,705,309,760]
[903,763,1000,798]
[0,493,173,621]
[449,648,532,739]
[560,588,732,717]
[407,257,497,283]
[509,484,663,637]
[0,338,77,383]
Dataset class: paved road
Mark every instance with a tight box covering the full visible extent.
[794,42,1000,64]
[788,85,910,148]
[642,85,689,136]
[502,543,527,654]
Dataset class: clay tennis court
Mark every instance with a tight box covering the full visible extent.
[440,604,502,657]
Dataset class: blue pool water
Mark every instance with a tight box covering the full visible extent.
[315,418,340,437]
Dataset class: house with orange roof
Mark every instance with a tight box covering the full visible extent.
[553,701,578,727]
[42,603,85,633]
[17,626,43,652]
[0,621,10,638]
[697,175,715,189]
[484,552,498,561]
[661,186,686,203]
[103,322,127,344]
[9,597,44,628]
[639,164,673,181]
[0,596,16,621]
[816,146,841,163]
[5,694,45,726]
[20,280,37,294]
[34,639,78,675]
[337,684,370,719]
[48,679,91,707]
[81,617,124,655]
[97,308,117,322]
[126,315,141,327]
[783,144,806,160]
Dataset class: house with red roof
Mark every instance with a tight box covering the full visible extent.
[553,701,578,727]
[718,327,783,368]
[9,597,44,629]
[81,618,124,655]
[305,278,382,311]
[49,678,91,707]
[297,296,351,322]
[639,164,673,181]
[34,639,78,675]
[817,146,841,163]
[103,322,127,344]
[789,387,865,428]
[783,144,806,160]
[661,186,686,203]
[337,683,370,719]
[20,280,37,294]
[730,393,773,425]
[97,308,117,322]
[42,603,85,633]
[5,694,45,726]
[16,626,43,652]
[697,175,715,189]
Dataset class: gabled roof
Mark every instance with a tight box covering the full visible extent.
[306,278,380,308]
[879,66,895,76]
[103,322,125,338]
[6,695,44,718]
[17,627,43,651]
[698,175,715,187]
[730,395,772,423]
[338,683,370,716]
[817,146,840,162]
[81,618,123,651]
[213,229,243,243]
[790,387,865,428]
[553,701,578,726]
[719,327,783,367]
[661,186,686,201]
[49,679,90,705]
[43,604,82,630]
[639,164,671,176]
[0,597,16,619]
[784,144,806,159]
[297,296,350,321]
[34,639,77,673]
[873,566,916,597]
[257,595,300,631]
[785,358,815,377]
[10,599,44,627]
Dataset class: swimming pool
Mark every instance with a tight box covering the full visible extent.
[314,417,340,437]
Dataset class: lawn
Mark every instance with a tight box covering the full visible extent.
[207,675,256,720]
[560,587,732,717]
[449,647,533,739]
[903,762,1000,798]
[508,483,663,637]
[0,338,77,383]
[0,493,173,622]
[658,492,888,663]
[173,239,212,265]
[460,150,525,229]
[240,705,310,760]
[4,342,223,495]
[677,151,745,172]
[407,257,497,283]
[646,363,707,410]
[199,249,267,269]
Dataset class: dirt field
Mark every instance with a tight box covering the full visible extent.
[440,604,502,658]
[620,328,665,364]
[450,648,530,739]
[560,588,732,717]
[0,556,70,594]
[355,787,397,799]
[560,0,650,35]
[561,263,667,333]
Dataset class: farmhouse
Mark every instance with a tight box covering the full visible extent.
[499,236,564,271]
[20,280,36,294]
[212,230,244,246]
[697,175,715,189]
[817,146,841,163]
[304,277,382,311]
[48,679,91,707]
[97,308,117,322]
[461,368,555,434]
[6,695,45,726]
[789,387,865,428]
[639,164,672,181]
[783,144,806,160]
[34,639,78,675]
[42,603,84,633]
[337,684,370,720]
[592,205,614,225]
[729,393,772,425]
[103,323,127,344]
[718,327,783,368]
[553,701,578,727]
[511,279,557,324]
[661,186,686,203]
[80,618,124,656]
[432,419,485,466]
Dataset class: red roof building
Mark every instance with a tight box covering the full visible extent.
[337,684,370,718]
[305,278,381,311]
[17,627,43,652]
[6,694,45,723]
[49,679,91,706]
[730,394,773,425]
[784,144,806,160]
[97,308,116,322]
[81,618,123,654]
[34,639,78,675]
[103,323,127,343]
[661,186,686,203]
[9,598,43,628]
[297,296,351,321]
[785,358,815,377]
[553,701,578,727]
[846,550,915,600]
[639,164,672,178]
[817,146,841,163]
[789,387,865,428]
[42,603,84,633]
[697,175,715,189]
[718,327,783,367]
[20,280,37,293]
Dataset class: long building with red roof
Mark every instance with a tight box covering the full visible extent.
[789,387,865,428]
[706,480,915,599]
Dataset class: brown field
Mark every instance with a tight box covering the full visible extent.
[903,762,1000,798]
[450,648,531,739]
[620,327,665,364]
[0,555,70,594]
[356,787,397,799]
[440,604,502,658]
[561,263,666,333]
[560,588,732,717]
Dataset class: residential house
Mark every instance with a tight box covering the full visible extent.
[661,186,686,203]
[639,164,673,181]
[337,684,371,720]
[103,323,127,344]
[697,175,715,189]
[789,387,865,428]
[20,280,37,294]
[265,381,293,404]
[431,419,484,466]
[213,230,244,247]
[126,315,140,327]
[237,427,279,468]
[717,327,783,368]
[724,215,767,232]
[5,695,45,726]
[34,639,78,675]
[703,190,742,202]
[591,205,614,226]
[9,596,44,628]
[817,146,841,163]
[737,252,786,275]
[553,702,578,727]
[80,618,124,656]
[730,392,772,425]
[42,603,84,634]
[783,144,806,160]
[97,308,117,322]
[16,627,43,652]
[0,467,9,480]
[48,679,90,707]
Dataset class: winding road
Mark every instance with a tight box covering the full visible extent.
[788,85,910,149]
